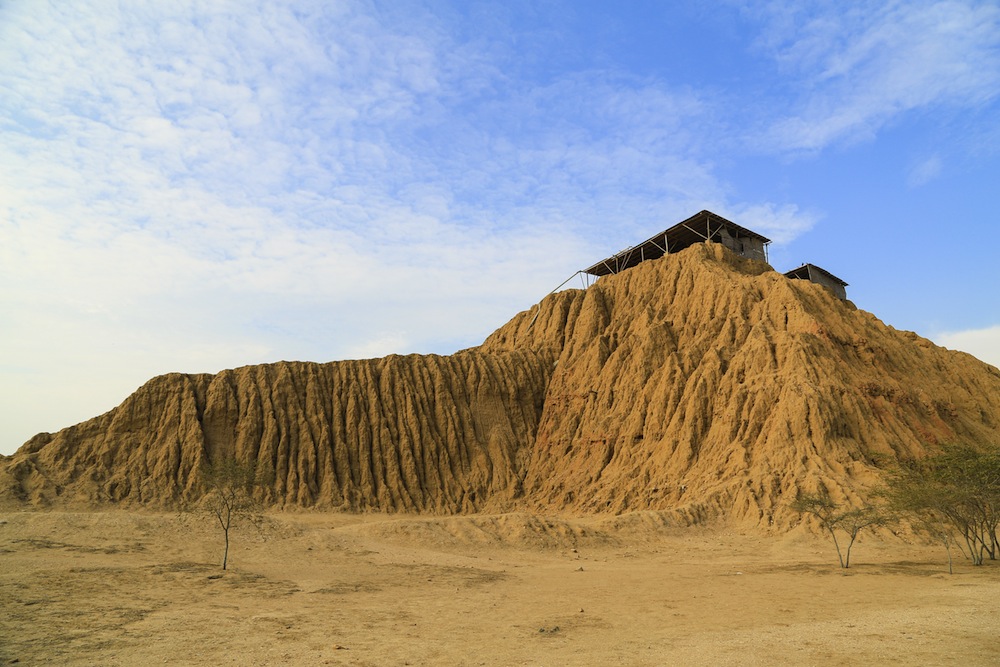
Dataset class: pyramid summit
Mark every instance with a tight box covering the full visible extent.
[3,230,999,527]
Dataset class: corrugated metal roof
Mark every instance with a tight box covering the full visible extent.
[584,210,771,276]
[784,263,848,286]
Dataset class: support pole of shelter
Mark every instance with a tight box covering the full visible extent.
[529,270,587,327]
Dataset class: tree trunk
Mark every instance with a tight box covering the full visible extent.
[844,531,859,569]
[828,527,845,568]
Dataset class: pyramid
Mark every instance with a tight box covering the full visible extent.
[4,241,999,527]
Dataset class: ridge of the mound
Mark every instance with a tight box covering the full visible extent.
[4,242,999,527]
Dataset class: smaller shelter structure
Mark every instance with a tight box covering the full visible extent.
[784,263,848,300]
[583,210,771,277]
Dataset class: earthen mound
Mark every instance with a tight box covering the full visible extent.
[4,243,999,526]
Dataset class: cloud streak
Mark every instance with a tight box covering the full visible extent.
[751,0,1000,153]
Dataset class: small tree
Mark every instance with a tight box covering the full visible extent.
[791,490,886,568]
[884,446,1000,567]
[200,457,269,570]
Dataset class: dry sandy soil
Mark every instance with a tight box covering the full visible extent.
[1,510,998,666]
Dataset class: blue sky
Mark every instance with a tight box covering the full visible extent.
[1,0,998,454]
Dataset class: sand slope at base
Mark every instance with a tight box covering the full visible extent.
[1,511,998,666]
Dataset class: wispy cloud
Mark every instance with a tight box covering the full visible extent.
[723,203,819,245]
[752,0,1000,153]
[907,155,943,187]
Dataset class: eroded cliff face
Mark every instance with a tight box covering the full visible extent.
[1,351,551,512]
[4,242,1000,524]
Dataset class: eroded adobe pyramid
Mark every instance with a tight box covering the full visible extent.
[4,242,999,526]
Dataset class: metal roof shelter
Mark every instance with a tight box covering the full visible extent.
[583,210,771,277]
[784,263,849,300]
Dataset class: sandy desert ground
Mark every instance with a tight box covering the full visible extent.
[1,509,998,666]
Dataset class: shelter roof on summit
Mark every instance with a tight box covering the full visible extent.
[583,210,771,277]
[784,263,848,287]
[783,262,849,300]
